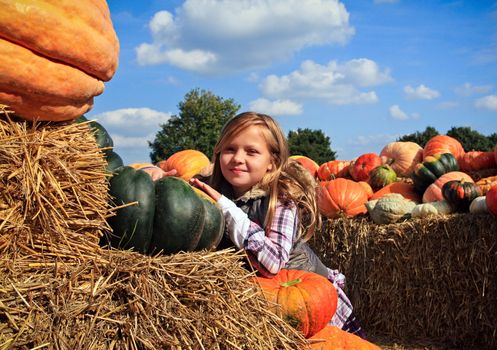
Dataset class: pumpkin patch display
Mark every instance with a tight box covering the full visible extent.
[349,153,383,182]
[317,160,351,181]
[423,135,465,161]
[380,141,423,177]
[0,0,119,121]
[411,153,459,193]
[318,178,369,218]
[442,180,482,212]
[256,269,337,338]
[368,164,397,191]
[105,167,224,255]
[158,149,211,181]
[290,155,319,178]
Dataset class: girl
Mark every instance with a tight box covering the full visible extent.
[190,111,365,338]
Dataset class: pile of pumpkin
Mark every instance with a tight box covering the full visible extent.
[291,135,497,225]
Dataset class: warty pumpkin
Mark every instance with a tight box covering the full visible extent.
[318,178,369,218]
[158,149,211,181]
[0,0,119,121]
[256,269,337,339]
[366,193,416,224]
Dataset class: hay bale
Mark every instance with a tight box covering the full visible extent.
[310,214,497,349]
[0,108,308,349]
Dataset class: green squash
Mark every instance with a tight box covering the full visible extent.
[411,153,459,193]
[105,166,156,254]
[106,150,124,173]
[75,115,114,153]
[442,179,482,212]
[150,176,224,254]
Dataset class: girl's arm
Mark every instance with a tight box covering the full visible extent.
[217,195,295,277]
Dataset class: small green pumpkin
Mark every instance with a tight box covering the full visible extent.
[442,179,482,212]
[366,193,416,224]
[411,153,459,193]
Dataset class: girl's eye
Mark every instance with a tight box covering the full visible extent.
[247,149,259,155]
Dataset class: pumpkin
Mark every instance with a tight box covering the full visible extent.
[256,269,337,338]
[106,168,224,255]
[411,200,453,218]
[370,181,421,203]
[486,185,497,216]
[0,0,119,121]
[422,171,474,203]
[469,196,488,214]
[476,175,497,195]
[305,325,381,350]
[459,151,496,172]
[358,181,374,199]
[380,141,423,177]
[290,155,319,178]
[368,164,397,190]
[318,178,369,218]
[411,153,459,193]
[158,149,211,181]
[442,179,482,212]
[366,193,416,224]
[317,160,351,181]
[349,153,383,182]
[105,166,156,254]
[105,150,124,173]
[423,135,465,161]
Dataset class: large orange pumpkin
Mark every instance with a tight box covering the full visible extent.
[256,269,337,339]
[317,160,351,181]
[318,178,369,218]
[422,171,474,203]
[305,325,381,350]
[0,0,119,121]
[423,135,465,161]
[380,141,423,177]
[158,149,211,181]
[290,155,319,178]
[370,181,421,203]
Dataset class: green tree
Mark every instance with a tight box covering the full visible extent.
[447,126,494,152]
[149,89,240,163]
[287,128,336,165]
[488,133,497,148]
[397,126,439,147]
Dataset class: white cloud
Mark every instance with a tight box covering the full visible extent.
[136,0,354,74]
[112,134,156,149]
[248,98,303,116]
[475,94,497,111]
[389,104,419,120]
[436,101,459,110]
[259,59,391,105]
[454,82,493,97]
[90,107,171,135]
[404,84,440,100]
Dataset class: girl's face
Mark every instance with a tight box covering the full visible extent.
[219,125,273,197]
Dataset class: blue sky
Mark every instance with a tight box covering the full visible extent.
[88,0,497,165]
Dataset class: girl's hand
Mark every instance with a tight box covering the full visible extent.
[190,177,221,202]
[141,166,177,181]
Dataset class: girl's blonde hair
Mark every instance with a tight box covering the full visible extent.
[210,111,321,241]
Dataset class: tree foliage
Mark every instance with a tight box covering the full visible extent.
[287,128,336,165]
[397,126,439,147]
[149,89,240,163]
[447,126,495,152]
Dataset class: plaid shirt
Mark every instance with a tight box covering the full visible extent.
[217,195,353,328]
